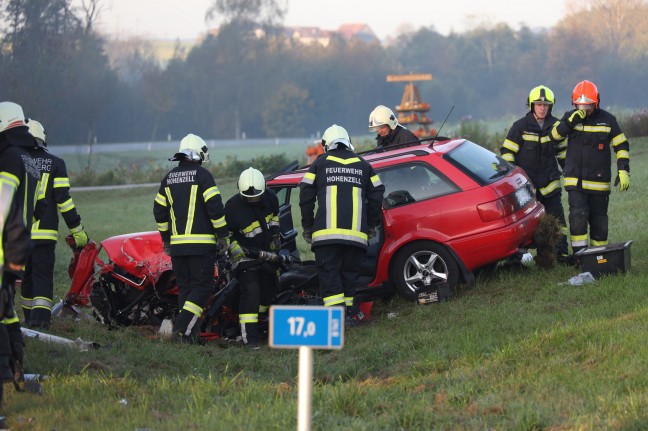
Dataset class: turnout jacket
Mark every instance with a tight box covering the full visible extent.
[551,108,630,195]
[27,146,82,244]
[376,125,417,148]
[501,112,566,197]
[153,160,228,256]
[224,190,280,255]
[300,148,385,250]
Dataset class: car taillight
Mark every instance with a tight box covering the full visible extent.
[477,183,534,222]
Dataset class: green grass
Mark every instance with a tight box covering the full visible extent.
[2,139,648,430]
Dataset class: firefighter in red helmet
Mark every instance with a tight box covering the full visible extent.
[551,80,630,253]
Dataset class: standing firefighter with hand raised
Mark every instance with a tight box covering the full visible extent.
[501,85,569,260]
[154,134,229,343]
[300,125,384,325]
[551,80,630,253]
[22,119,88,329]
[224,167,281,349]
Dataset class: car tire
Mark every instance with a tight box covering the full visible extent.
[392,241,459,301]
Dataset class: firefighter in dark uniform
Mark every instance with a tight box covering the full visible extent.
[551,80,630,253]
[22,119,88,329]
[153,134,229,343]
[300,124,385,323]
[501,85,568,259]
[224,167,280,349]
[369,105,418,148]
[0,101,39,398]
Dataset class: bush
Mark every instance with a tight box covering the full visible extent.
[619,109,648,138]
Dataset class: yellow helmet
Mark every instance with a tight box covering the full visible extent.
[527,85,555,109]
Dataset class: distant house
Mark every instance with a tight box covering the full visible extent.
[284,23,379,46]
[336,23,379,44]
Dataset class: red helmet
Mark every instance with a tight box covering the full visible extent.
[572,80,599,109]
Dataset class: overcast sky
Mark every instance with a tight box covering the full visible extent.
[81,0,568,41]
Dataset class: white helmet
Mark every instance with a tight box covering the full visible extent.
[0,101,27,133]
[27,119,47,147]
[170,133,209,163]
[368,105,398,132]
[322,124,354,151]
[238,167,265,202]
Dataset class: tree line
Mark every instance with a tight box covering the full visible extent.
[1,0,647,145]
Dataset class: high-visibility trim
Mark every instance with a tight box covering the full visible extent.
[326,155,361,165]
[502,153,515,163]
[351,186,361,231]
[155,193,167,207]
[345,296,353,307]
[185,184,198,234]
[212,216,226,229]
[581,180,610,192]
[370,175,383,187]
[269,214,280,228]
[157,222,168,232]
[502,139,519,152]
[57,197,75,213]
[312,228,368,246]
[0,172,19,190]
[590,239,608,246]
[538,179,561,196]
[570,234,588,247]
[38,173,49,199]
[540,135,553,144]
[53,177,71,188]
[551,128,565,141]
[31,229,58,241]
[21,296,34,309]
[521,134,539,142]
[616,150,629,160]
[581,125,611,134]
[2,316,19,325]
[611,133,627,147]
[165,187,178,235]
[32,297,53,310]
[203,186,221,202]
[327,185,338,228]
[182,301,203,316]
[258,305,269,313]
[323,293,345,307]
[301,172,316,185]
[170,234,216,245]
[239,313,258,323]
[564,177,578,187]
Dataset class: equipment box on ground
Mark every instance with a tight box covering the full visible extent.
[574,241,632,277]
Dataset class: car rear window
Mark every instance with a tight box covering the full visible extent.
[443,140,513,186]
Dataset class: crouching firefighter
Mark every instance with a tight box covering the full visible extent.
[299,125,384,324]
[153,134,229,343]
[224,167,281,349]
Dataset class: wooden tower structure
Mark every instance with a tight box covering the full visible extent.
[386,73,435,138]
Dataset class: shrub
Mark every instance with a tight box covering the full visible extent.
[619,109,648,138]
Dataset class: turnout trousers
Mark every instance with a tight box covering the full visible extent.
[21,243,56,328]
[171,254,216,340]
[568,190,609,253]
[537,191,568,256]
[237,264,276,346]
[314,244,365,315]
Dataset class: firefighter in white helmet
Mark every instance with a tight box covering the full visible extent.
[153,133,229,343]
[300,125,384,325]
[21,119,88,328]
[369,105,417,148]
[224,167,281,348]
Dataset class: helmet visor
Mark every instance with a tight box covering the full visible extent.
[573,94,596,104]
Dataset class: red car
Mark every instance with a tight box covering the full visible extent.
[267,138,545,302]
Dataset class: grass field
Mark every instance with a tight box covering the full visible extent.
[2,139,647,430]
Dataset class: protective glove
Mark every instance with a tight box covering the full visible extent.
[228,241,245,262]
[367,226,377,239]
[217,236,230,256]
[71,225,89,248]
[302,226,313,245]
[617,170,630,192]
[270,234,281,252]
[565,109,586,129]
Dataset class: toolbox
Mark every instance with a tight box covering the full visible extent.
[574,241,633,277]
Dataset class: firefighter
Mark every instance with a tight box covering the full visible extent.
[501,85,569,259]
[369,105,417,148]
[551,80,630,253]
[300,125,384,324]
[224,167,280,349]
[21,119,88,328]
[153,134,229,343]
[0,101,38,397]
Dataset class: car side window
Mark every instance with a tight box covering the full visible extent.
[378,163,457,208]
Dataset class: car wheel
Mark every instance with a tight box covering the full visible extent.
[392,241,459,301]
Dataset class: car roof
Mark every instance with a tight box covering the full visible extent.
[267,137,466,184]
